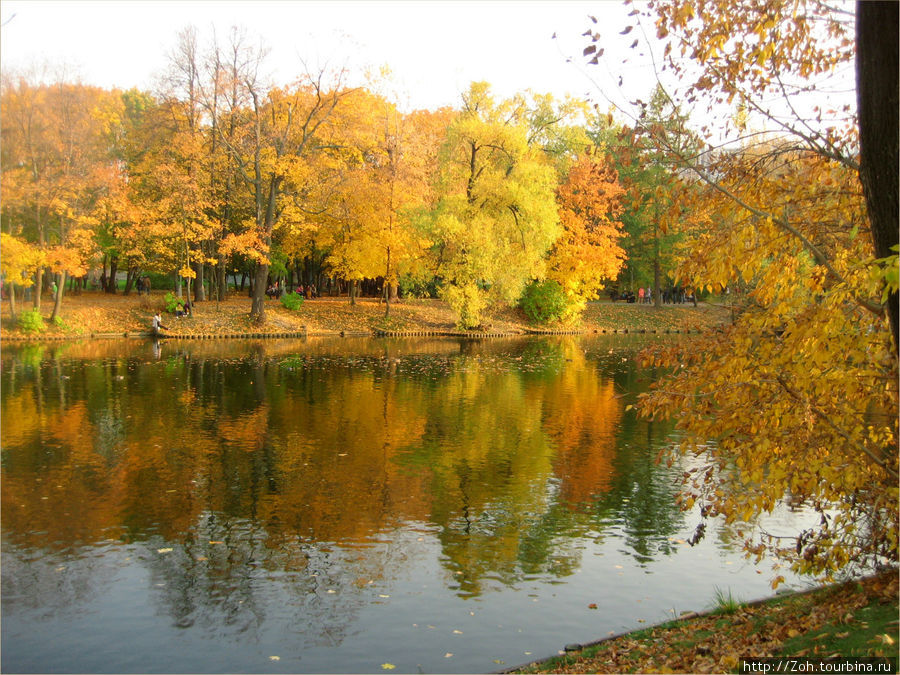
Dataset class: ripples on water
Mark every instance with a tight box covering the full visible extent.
[1,335,814,673]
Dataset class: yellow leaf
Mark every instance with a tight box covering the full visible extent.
[381,664,396,670]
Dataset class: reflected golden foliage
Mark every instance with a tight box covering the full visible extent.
[1,337,652,599]
[539,343,622,505]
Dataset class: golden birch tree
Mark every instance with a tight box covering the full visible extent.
[584,0,898,580]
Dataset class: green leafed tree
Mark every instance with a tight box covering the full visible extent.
[425,82,561,329]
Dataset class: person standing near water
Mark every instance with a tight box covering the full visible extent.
[152,312,168,337]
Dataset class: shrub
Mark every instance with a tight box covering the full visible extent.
[280,292,304,311]
[519,280,567,324]
[442,282,489,329]
[399,274,439,299]
[164,292,181,314]
[18,308,45,333]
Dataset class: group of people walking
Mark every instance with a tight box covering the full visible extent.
[637,286,696,305]
[265,281,317,299]
[615,286,698,305]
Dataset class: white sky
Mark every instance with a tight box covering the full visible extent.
[0,0,656,112]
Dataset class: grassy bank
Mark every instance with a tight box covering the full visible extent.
[1,291,731,339]
[511,570,898,674]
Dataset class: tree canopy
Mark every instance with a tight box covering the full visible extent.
[582,0,898,581]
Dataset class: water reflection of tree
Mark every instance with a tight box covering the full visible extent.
[1,336,688,621]
[1,544,119,617]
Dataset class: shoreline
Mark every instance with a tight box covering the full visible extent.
[505,569,898,674]
[0,292,731,342]
[0,325,710,342]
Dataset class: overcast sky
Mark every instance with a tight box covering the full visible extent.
[0,0,658,112]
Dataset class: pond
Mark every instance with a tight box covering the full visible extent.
[1,335,812,674]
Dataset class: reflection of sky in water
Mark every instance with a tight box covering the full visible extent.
[1,336,814,674]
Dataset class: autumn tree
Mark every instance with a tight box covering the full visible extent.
[153,27,221,303]
[584,0,898,579]
[1,75,116,316]
[545,150,626,322]
[315,83,448,314]
[0,233,43,321]
[366,90,446,317]
[204,27,258,302]
[215,65,350,322]
[425,83,561,329]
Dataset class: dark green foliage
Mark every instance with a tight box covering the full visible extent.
[520,280,567,324]
[164,292,181,314]
[280,292,304,311]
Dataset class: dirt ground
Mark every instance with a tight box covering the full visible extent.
[1,290,731,339]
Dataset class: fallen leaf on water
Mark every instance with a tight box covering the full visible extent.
[444,653,453,658]
[453,630,463,634]
[157,548,173,554]
[378,594,390,598]
[381,664,396,670]
[269,656,280,661]
[588,603,598,609]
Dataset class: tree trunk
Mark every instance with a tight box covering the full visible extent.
[106,258,119,294]
[216,255,227,301]
[856,0,899,355]
[124,267,139,295]
[194,261,206,302]
[99,254,107,294]
[33,269,43,311]
[50,271,66,322]
[8,283,17,322]
[349,279,358,306]
[250,263,268,323]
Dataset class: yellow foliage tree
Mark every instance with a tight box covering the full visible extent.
[590,1,899,581]
[0,233,44,321]
[427,83,561,329]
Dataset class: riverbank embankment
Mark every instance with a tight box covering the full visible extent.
[1,292,731,341]
[508,569,898,674]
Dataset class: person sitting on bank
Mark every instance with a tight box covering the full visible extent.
[152,312,169,336]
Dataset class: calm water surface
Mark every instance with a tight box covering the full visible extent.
[1,335,811,673]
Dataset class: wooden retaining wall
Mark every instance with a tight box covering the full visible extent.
[2,326,702,342]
